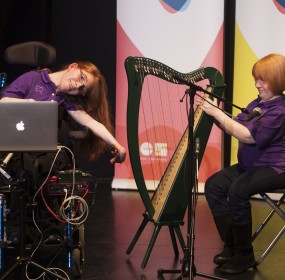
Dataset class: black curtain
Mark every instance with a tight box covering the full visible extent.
[0,0,117,179]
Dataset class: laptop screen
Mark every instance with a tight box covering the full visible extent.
[0,101,58,152]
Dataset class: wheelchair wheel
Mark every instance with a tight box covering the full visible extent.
[72,246,84,276]
[70,223,85,278]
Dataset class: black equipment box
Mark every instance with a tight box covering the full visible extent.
[44,169,95,196]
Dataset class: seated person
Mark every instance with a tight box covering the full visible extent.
[0,61,126,164]
[198,53,285,274]
[0,61,127,245]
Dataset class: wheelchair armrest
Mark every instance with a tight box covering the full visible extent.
[68,126,89,140]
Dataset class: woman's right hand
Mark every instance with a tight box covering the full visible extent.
[110,145,127,164]
[197,97,219,117]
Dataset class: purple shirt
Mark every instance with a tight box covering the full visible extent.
[1,70,76,111]
[235,95,285,174]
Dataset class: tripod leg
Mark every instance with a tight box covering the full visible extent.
[0,259,21,280]
[173,225,186,249]
[141,225,161,269]
[169,226,179,256]
[126,216,148,255]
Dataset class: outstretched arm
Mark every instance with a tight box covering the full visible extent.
[67,109,126,163]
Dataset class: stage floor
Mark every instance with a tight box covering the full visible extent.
[83,183,285,280]
[1,182,285,279]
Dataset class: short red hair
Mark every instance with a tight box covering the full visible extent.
[252,53,285,94]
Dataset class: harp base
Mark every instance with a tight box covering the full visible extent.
[126,213,186,269]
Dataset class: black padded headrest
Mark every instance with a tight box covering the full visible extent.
[4,41,56,68]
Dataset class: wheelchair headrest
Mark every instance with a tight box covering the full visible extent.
[4,41,56,68]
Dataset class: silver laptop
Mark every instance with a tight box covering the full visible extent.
[0,101,58,152]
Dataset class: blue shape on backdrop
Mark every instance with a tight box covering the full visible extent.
[162,0,191,12]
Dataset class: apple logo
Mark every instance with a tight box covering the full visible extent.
[16,121,25,131]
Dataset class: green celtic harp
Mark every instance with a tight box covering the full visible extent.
[125,56,224,268]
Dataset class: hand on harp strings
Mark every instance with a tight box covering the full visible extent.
[174,75,248,115]
[196,93,237,119]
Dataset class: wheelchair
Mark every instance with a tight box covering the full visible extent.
[0,149,96,279]
[0,41,96,279]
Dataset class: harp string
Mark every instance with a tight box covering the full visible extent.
[150,83,211,212]
[139,73,157,191]
[151,77,168,186]
[140,76,165,190]
[139,75,188,190]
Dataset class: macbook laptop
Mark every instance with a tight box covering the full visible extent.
[0,101,58,152]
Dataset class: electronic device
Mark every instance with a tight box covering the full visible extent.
[44,170,94,196]
[0,101,58,152]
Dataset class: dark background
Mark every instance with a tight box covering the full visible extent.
[0,0,117,180]
[0,0,236,179]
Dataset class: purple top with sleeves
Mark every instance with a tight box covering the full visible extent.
[1,70,77,111]
[235,94,285,174]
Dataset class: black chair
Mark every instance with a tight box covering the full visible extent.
[252,189,285,265]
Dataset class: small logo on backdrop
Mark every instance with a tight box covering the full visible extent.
[274,0,285,13]
[35,84,44,94]
[140,142,168,157]
[140,142,153,156]
[159,0,191,13]
[154,143,168,157]
[16,121,25,131]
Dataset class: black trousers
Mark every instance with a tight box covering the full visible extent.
[204,164,285,223]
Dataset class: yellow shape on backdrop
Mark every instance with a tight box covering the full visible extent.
[230,23,259,164]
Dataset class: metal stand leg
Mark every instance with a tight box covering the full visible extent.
[157,85,227,280]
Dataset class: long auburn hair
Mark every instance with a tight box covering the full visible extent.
[63,61,114,161]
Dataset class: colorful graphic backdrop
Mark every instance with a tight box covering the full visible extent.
[114,0,224,190]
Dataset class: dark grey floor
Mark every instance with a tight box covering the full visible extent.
[83,184,285,280]
[1,182,285,280]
